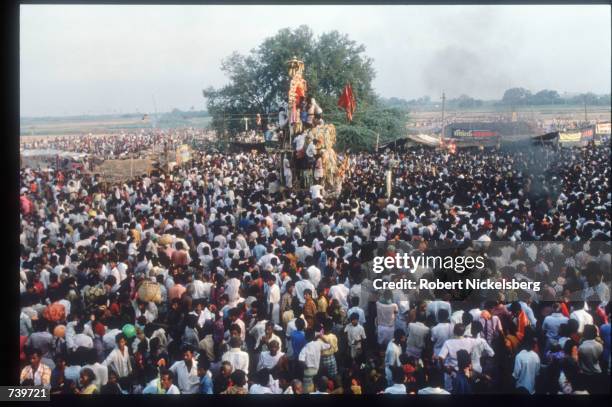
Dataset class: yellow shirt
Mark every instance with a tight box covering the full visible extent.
[320,333,338,356]
[317,296,328,313]
[81,384,98,394]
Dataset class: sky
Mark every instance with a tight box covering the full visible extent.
[20,4,611,117]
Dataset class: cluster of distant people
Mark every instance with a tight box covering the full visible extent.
[21,129,214,159]
[18,130,610,394]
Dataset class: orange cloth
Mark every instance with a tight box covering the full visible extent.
[303,298,317,328]
[516,310,530,342]
[560,302,570,318]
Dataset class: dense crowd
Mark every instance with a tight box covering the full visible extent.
[20,129,214,159]
[19,132,611,395]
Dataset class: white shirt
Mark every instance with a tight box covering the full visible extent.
[225,278,241,303]
[384,340,402,368]
[570,308,594,334]
[169,360,200,394]
[298,340,331,371]
[222,348,250,374]
[384,383,407,394]
[144,378,181,394]
[470,337,494,373]
[102,347,132,378]
[306,265,321,288]
[191,280,213,300]
[427,301,452,322]
[102,329,122,351]
[431,323,454,356]
[310,185,324,200]
[329,284,350,310]
[72,334,93,349]
[257,351,285,371]
[376,302,398,327]
[438,337,476,369]
[267,284,280,305]
[295,279,316,305]
[249,384,274,394]
[344,324,366,346]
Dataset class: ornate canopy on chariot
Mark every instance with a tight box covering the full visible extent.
[280,57,348,197]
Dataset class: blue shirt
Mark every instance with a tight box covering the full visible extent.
[254,244,267,260]
[200,371,213,394]
[542,313,568,342]
[451,372,472,394]
[512,350,540,394]
[290,331,306,359]
[600,323,611,363]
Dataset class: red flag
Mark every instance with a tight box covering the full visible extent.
[338,83,356,122]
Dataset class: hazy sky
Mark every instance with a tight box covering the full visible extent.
[21,4,611,117]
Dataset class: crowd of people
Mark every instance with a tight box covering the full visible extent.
[20,129,214,159]
[18,129,611,395]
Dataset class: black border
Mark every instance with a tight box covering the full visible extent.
[4,1,611,406]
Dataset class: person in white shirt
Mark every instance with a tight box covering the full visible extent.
[384,367,407,394]
[257,340,284,371]
[190,274,213,300]
[142,370,181,394]
[427,299,452,323]
[347,296,366,325]
[102,334,132,379]
[469,321,495,374]
[344,313,366,362]
[376,293,399,347]
[437,324,477,392]
[221,337,250,375]
[82,348,108,389]
[306,263,321,290]
[73,324,94,350]
[266,275,281,325]
[569,301,594,334]
[249,368,274,394]
[310,184,324,200]
[168,347,200,394]
[329,282,350,311]
[512,338,540,395]
[405,311,430,358]
[295,271,316,305]
[431,309,454,356]
[384,329,406,386]
[298,332,331,393]
[224,273,242,305]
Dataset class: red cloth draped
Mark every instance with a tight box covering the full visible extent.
[337,84,356,121]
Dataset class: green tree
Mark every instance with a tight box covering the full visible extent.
[501,87,532,106]
[203,25,405,149]
[531,89,561,105]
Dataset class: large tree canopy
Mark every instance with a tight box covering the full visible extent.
[203,25,407,150]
